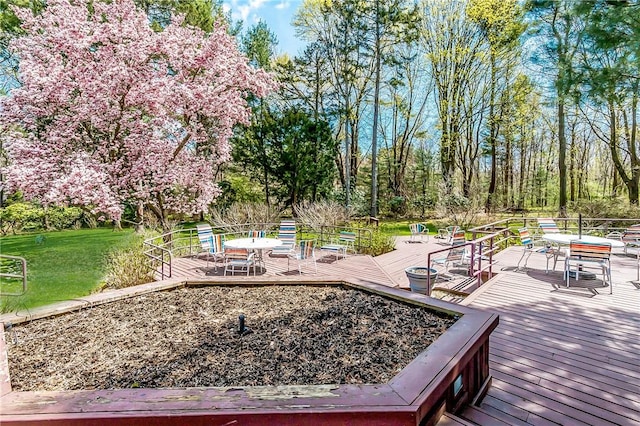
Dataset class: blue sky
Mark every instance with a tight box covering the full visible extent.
[223,0,307,55]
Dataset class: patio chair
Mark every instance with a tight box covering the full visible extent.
[515,227,558,273]
[288,239,317,274]
[564,240,612,294]
[196,224,225,270]
[431,230,467,280]
[246,229,267,267]
[223,248,256,276]
[409,223,429,242]
[436,225,459,243]
[622,224,640,255]
[269,219,297,258]
[320,231,356,260]
[537,218,565,234]
[247,230,266,239]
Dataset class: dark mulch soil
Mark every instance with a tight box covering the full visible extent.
[6,285,457,391]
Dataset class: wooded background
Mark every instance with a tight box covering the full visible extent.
[1,0,639,224]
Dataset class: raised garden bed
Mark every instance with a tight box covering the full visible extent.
[0,279,498,426]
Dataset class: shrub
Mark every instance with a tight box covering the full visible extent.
[359,227,396,257]
[435,183,480,229]
[0,202,43,234]
[100,233,156,290]
[294,200,354,231]
[0,203,84,234]
[208,201,282,233]
[44,206,83,230]
[570,198,640,220]
[388,196,407,217]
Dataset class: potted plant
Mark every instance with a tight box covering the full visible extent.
[405,266,438,295]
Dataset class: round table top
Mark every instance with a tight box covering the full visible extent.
[224,237,283,250]
[541,233,625,248]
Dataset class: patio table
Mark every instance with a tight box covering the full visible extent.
[224,237,283,251]
[541,233,625,248]
[224,238,283,271]
[541,233,622,282]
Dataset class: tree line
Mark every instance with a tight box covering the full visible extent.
[234,0,640,218]
[1,0,639,231]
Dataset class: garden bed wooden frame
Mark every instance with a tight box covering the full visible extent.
[0,279,498,426]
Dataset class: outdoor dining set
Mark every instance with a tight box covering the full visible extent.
[195,221,356,276]
[515,218,640,294]
[407,218,640,296]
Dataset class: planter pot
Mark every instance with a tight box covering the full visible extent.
[405,267,438,295]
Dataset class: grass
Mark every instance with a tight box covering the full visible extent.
[378,220,440,236]
[1,228,135,311]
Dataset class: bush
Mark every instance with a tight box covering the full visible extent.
[388,196,407,217]
[44,206,83,229]
[0,202,83,234]
[100,233,156,290]
[294,200,354,230]
[208,201,282,232]
[359,228,396,257]
[435,183,480,229]
[570,198,640,219]
[0,202,43,234]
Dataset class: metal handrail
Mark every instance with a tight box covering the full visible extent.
[426,228,510,296]
[470,216,640,237]
[0,254,27,296]
[142,223,375,279]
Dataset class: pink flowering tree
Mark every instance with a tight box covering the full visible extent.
[0,0,274,230]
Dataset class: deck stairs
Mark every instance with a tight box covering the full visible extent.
[438,405,515,425]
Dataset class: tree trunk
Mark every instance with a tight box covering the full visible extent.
[135,202,145,233]
[370,0,381,218]
[486,53,497,213]
[558,98,568,217]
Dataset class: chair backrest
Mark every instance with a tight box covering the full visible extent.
[622,224,640,244]
[537,218,560,234]
[247,230,266,238]
[451,230,466,246]
[278,220,297,246]
[225,247,250,260]
[339,231,356,244]
[210,234,225,254]
[569,240,611,261]
[410,223,427,234]
[298,240,315,260]
[196,223,214,250]
[518,227,533,247]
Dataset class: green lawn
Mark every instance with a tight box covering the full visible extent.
[0,228,135,310]
[378,220,439,236]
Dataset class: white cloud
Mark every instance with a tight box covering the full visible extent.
[275,1,290,10]
[225,0,268,22]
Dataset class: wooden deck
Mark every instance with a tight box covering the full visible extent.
[458,247,640,425]
[171,236,470,293]
[172,236,640,425]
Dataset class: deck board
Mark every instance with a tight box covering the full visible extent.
[465,246,640,425]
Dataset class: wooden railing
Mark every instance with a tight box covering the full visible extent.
[0,254,27,296]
